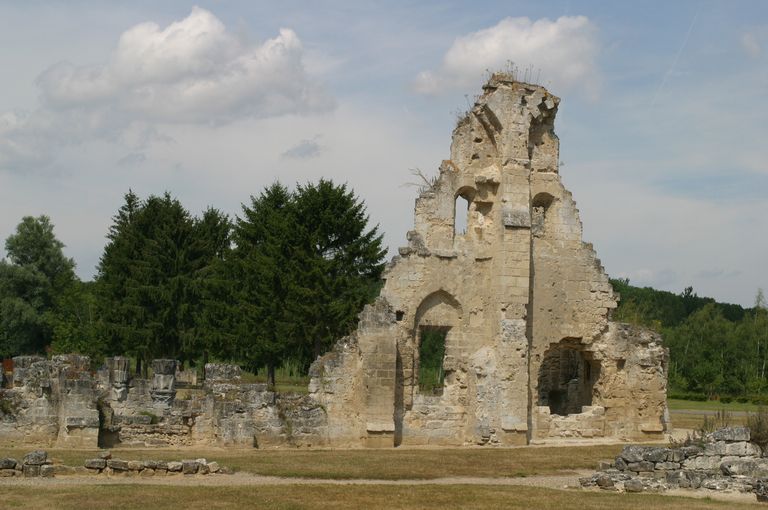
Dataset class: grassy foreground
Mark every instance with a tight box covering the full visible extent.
[0,484,760,510]
[0,445,622,479]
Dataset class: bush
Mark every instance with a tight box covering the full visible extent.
[748,407,768,449]
[737,396,750,404]
[701,409,731,433]
[752,396,768,406]
[720,396,733,404]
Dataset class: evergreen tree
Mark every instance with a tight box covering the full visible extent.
[231,183,300,386]
[292,179,386,362]
[97,191,225,373]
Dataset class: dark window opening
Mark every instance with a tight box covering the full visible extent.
[418,327,448,395]
[538,342,600,416]
[395,310,405,321]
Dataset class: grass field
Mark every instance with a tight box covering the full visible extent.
[668,399,760,412]
[0,445,623,479]
[0,484,761,509]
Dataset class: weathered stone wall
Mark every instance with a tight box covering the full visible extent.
[0,355,99,447]
[311,73,668,447]
[581,427,768,501]
[0,358,329,448]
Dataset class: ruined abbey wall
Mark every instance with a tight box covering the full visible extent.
[311,74,668,447]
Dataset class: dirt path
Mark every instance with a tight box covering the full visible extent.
[0,471,587,488]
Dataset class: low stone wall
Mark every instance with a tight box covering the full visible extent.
[83,451,227,476]
[0,450,54,478]
[0,449,231,478]
[581,426,768,500]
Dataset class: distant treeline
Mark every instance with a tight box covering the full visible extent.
[0,180,385,386]
[611,279,768,399]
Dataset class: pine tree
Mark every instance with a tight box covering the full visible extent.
[231,183,301,387]
[292,179,385,363]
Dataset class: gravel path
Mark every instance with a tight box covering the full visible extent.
[0,470,588,488]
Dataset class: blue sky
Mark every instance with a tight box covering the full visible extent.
[0,0,766,307]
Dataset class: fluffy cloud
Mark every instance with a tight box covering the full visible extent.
[414,16,600,98]
[0,7,333,172]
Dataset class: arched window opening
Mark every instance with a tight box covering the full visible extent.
[531,192,554,238]
[538,341,600,416]
[454,195,470,237]
[418,327,448,395]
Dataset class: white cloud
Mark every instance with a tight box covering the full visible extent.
[413,16,600,99]
[742,31,763,58]
[0,7,333,172]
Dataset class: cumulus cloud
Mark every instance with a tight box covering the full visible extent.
[413,16,600,98]
[281,135,324,159]
[0,7,333,172]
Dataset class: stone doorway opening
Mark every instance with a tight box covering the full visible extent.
[538,340,600,416]
[418,326,448,396]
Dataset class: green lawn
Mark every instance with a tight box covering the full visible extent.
[0,445,623,480]
[668,399,759,412]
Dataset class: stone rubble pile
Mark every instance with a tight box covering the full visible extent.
[0,450,54,478]
[581,426,768,500]
[83,451,227,476]
[0,449,231,478]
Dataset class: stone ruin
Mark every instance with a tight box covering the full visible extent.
[0,75,667,450]
[581,426,768,502]
[0,356,327,448]
[310,73,668,447]
[0,449,230,477]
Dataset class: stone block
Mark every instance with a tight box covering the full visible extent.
[182,460,198,474]
[23,450,48,466]
[642,447,668,463]
[207,461,220,473]
[624,479,644,492]
[84,459,106,470]
[620,445,648,463]
[596,474,614,488]
[23,465,40,477]
[708,426,750,442]
[0,458,18,470]
[107,459,129,471]
[127,460,143,471]
[683,455,721,471]
[40,465,55,478]
[627,461,654,472]
[666,449,685,462]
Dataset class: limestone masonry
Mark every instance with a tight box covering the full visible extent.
[0,75,668,448]
[310,73,668,447]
